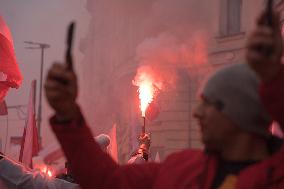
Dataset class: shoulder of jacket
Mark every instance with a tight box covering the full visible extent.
[164,149,206,164]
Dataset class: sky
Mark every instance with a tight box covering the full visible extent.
[0,0,89,106]
[0,0,90,148]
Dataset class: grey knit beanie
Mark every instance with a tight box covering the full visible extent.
[202,63,271,137]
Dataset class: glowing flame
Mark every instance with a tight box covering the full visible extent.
[47,170,53,177]
[41,167,47,172]
[133,67,161,117]
[138,80,155,117]
[40,166,53,178]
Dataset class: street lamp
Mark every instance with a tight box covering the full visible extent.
[24,41,50,138]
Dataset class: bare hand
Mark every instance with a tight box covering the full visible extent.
[44,63,78,121]
[246,11,283,82]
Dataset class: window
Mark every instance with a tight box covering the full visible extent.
[220,0,242,36]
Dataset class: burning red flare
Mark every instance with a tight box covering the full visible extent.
[47,170,53,177]
[138,78,155,117]
[133,66,161,117]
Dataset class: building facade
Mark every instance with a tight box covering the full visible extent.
[77,0,276,163]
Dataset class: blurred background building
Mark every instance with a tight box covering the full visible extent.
[0,0,278,165]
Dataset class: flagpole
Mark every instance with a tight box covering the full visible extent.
[4,115,8,153]
[38,45,45,138]
[33,81,37,115]
[24,41,50,139]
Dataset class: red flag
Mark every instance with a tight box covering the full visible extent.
[108,124,118,162]
[0,100,8,115]
[19,80,40,168]
[0,16,22,102]
[154,152,161,163]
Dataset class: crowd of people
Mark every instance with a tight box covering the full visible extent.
[0,5,284,189]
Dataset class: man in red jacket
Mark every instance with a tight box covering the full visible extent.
[45,10,284,189]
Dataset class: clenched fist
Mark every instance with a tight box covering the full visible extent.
[45,63,79,122]
[246,10,284,82]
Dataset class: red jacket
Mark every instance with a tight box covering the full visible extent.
[50,119,284,189]
[260,67,284,127]
[50,67,284,189]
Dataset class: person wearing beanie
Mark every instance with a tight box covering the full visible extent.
[197,63,272,155]
[45,8,284,189]
[193,63,279,188]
